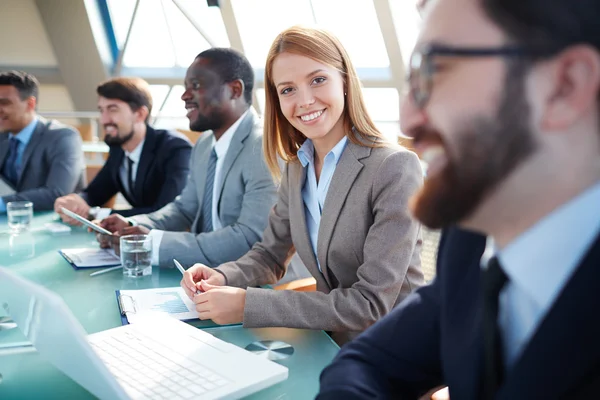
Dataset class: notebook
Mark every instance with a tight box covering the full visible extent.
[0,266,288,400]
[59,248,121,269]
[116,287,198,325]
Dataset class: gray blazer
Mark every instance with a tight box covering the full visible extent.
[216,140,425,345]
[0,117,85,211]
[133,111,278,268]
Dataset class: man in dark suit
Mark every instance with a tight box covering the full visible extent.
[318,0,600,399]
[0,70,84,211]
[55,77,192,221]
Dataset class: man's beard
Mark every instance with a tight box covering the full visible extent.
[104,125,135,146]
[410,63,538,229]
[190,110,227,133]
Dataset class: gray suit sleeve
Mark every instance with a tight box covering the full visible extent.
[137,136,278,268]
[232,151,423,333]
[2,128,83,211]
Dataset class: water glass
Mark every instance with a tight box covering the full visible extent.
[7,201,33,233]
[120,234,152,278]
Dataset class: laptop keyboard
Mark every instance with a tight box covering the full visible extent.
[90,328,230,399]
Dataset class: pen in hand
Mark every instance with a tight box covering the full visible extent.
[173,259,202,294]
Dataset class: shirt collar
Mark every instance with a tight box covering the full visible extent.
[297,136,348,168]
[496,180,600,308]
[125,138,145,163]
[212,109,249,159]
[10,117,39,145]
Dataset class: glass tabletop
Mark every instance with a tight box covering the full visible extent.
[0,212,339,399]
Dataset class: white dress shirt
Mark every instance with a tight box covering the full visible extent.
[119,139,145,197]
[148,110,249,266]
[484,180,600,368]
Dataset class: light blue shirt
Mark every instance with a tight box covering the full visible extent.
[297,137,348,272]
[485,180,600,368]
[0,117,38,212]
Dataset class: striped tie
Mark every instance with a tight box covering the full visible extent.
[200,148,217,233]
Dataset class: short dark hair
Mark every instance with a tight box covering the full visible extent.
[0,70,39,101]
[481,0,600,56]
[96,77,153,121]
[196,48,255,105]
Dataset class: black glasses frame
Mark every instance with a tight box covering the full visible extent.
[407,44,557,108]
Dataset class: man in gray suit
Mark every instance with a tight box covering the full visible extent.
[99,48,277,269]
[0,70,84,212]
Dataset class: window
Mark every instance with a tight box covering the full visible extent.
[231,0,389,69]
[107,0,229,68]
[389,0,421,63]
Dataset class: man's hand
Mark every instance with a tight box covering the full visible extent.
[99,214,130,233]
[97,225,150,256]
[180,264,226,299]
[193,283,246,325]
[54,194,90,226]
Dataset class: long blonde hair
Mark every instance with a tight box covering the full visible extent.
[263,25,391,179]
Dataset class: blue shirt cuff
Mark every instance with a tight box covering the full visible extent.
[0,198,6,213]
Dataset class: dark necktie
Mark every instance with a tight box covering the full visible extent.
[127,156,134,197]
[482,256,509,399]
[3,137,20,185]
[200,148,217,233]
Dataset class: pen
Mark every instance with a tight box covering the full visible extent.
[90,265,123,277]
[173,259,201,294]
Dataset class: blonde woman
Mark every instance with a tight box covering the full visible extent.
[181,25,424,345]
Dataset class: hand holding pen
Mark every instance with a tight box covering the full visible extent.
[175,259,226,300]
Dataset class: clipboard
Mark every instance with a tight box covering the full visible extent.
[59,248,121,270]
[115,288,199,326]
[116,291,136,326]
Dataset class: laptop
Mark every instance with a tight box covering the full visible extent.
[0,267,288,399]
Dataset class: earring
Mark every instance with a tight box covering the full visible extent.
[344,92,347,96]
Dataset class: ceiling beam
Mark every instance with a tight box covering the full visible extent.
[35,0,109,112]
[0,66,63,85]
[372,0,406,95]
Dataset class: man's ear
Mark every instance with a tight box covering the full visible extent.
[26,96,37,112]
[228,79,244,101]
[135,106,150,123]
[541,45,600,131]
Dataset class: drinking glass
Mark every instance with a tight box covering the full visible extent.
[7,201,33,233]
[120,234,152,278]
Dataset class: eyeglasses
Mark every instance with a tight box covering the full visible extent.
[407,44,556,109]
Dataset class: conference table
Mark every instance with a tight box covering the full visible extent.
[0,213,339,399]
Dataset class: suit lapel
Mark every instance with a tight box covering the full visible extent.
[133,126,156,203]
[498,230,600,399]
[17,118,45,186]
[0,136,9,168]
[214,111,255,209]
[288,163,322,281]
[190,136,212,233]
[316,141,369,283]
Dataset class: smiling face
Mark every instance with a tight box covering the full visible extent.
[181,57,230,133]
[0,85,35,134]
[97,96,138,146]
[401,0,538,229]
[271,52,346,146]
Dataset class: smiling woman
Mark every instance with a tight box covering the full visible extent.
[182,25,425,346]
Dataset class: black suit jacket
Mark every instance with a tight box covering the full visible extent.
[318,226,600,399]
[81,126,192,217]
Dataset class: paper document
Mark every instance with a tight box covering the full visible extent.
[117,287,197,324]
[60,248,121,268]
[0,177,15,196]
